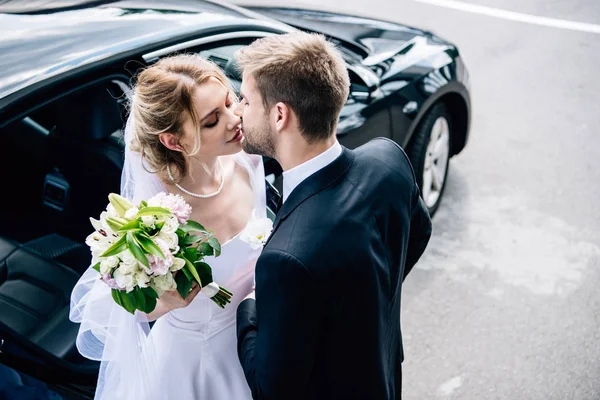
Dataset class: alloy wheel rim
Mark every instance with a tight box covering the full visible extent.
[422,116,450,209]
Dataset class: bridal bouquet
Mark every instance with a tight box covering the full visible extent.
[85,192,232,314]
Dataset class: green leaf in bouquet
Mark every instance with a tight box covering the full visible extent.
[118,219,141,232]
[141,287,159,299]
[135,233,166,259]
[135,207,172,218]
[111,289,123,308]
[183,256,202,287]
[100,235,128,257]
[133,288,146,313]
[182,234,204,245]
[144,293,156,313]
[175,270,193,299]
[120,290,137,314]
[92,262,101,273]
[140,200,148,208]
[198,242,213,257]
[179,220,207,234]
[194,261,213,285]
[179,263,194,281]
[184,247,198,263]
[208,237,221,257]
[127,232,149,268]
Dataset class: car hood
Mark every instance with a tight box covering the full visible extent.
[245,7,434,57]
[248,6,459,86]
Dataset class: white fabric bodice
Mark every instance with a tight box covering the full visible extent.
[147,151,265,399]
[164,151,264,334]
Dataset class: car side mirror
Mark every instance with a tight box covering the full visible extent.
[347,65,381,103]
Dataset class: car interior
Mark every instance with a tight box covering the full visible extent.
[0,78,130,395]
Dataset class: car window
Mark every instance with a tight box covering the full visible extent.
[198,43,247,94]
[155,36,266,95]
[10,78,129,144]
[199,44,246,79]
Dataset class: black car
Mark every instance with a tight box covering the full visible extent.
[0,1,470,398]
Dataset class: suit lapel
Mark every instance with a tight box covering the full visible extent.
[263,146,355,247]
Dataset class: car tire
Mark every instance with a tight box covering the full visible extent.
[407,102,452,217]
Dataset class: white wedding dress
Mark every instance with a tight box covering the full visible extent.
[147,151,263,399]
[70,150,265,400]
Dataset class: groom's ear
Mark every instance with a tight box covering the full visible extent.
[159,132,184,152]
[274,102,290,133]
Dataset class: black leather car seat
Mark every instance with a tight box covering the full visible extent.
[0,236,99,386]
[23,233,91,276]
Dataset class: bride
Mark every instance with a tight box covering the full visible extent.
[69,54,265,399]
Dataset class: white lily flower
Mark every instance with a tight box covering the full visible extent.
[89,217,103,232]
[108,193,135,218]
[106,204,120,220]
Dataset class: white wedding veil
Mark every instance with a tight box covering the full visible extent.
[69,100,166,399]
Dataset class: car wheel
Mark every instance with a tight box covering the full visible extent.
[408,103,452,217]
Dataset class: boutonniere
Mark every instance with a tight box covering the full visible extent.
[240,210,274,249]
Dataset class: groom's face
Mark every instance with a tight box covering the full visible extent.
[235,73,276,158]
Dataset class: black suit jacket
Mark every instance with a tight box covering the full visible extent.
[237,137,432,400]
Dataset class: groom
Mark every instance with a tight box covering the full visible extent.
[234,31,432,400]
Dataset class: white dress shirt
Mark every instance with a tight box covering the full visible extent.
[282,141,343,203]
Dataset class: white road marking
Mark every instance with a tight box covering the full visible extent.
[413,0,600,34]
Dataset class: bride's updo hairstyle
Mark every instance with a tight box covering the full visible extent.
[127,54,233,183]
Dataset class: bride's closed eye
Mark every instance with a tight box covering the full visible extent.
[203,94,234,129]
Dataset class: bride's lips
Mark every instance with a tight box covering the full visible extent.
[228,126,244,143]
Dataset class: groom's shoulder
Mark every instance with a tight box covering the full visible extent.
[348,137,417,189]
[354,138,413,171]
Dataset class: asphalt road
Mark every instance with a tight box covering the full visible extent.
[231,1,600,398]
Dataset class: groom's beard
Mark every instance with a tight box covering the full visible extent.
[242,123,276,159]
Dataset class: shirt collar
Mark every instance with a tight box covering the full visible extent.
[282,141,343,203]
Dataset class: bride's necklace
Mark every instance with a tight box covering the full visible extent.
[166,158,225,199]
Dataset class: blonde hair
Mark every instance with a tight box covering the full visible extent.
[128,53,233,182]
[235,32,350,142]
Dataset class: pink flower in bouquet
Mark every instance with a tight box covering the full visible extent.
[147,238,174,276]
[149,192,192,224]
[101,273,120,289]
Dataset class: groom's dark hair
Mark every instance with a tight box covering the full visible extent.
[235,31,350,142]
